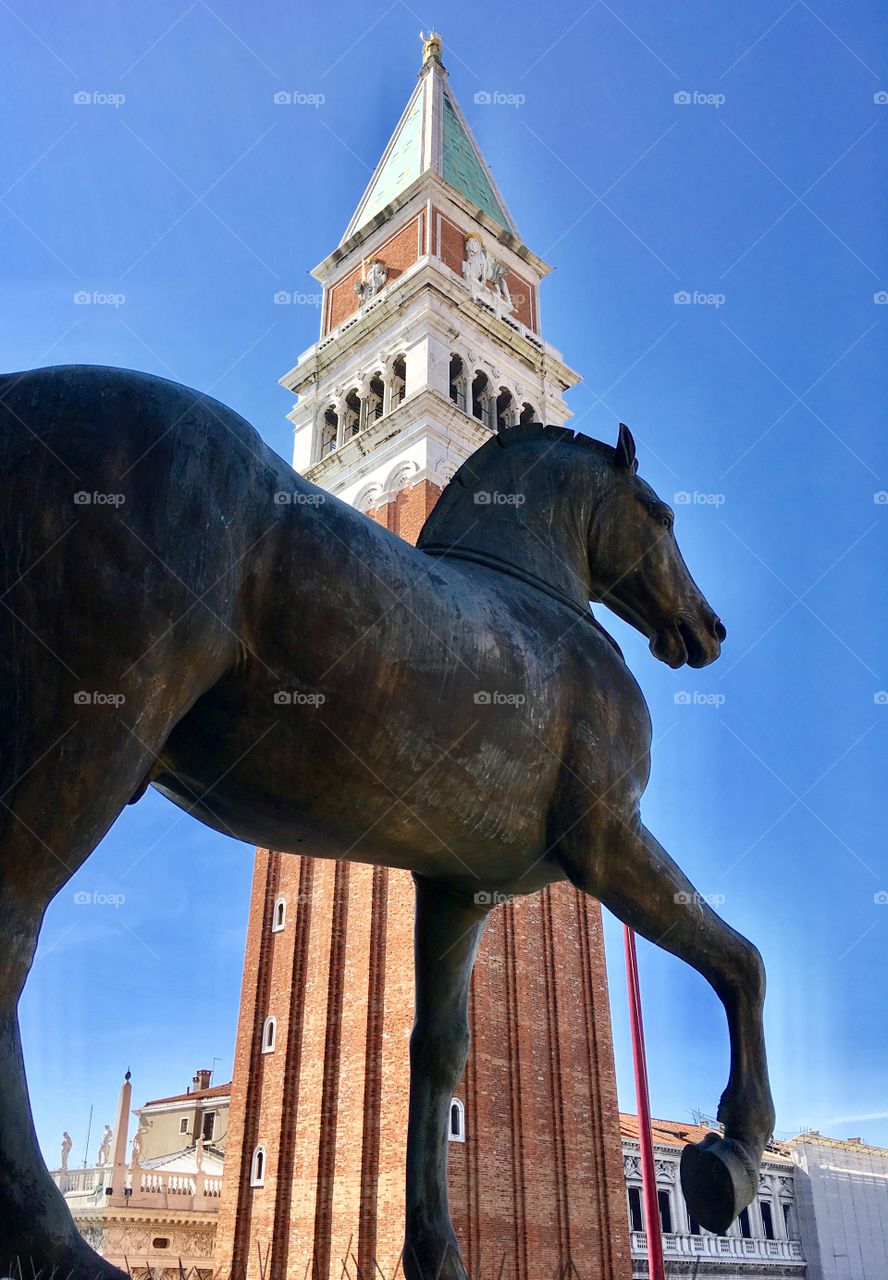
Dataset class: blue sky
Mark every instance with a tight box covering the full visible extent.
[4,0,886,1169]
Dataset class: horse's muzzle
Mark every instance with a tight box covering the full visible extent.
[654,613,725,668]
[684,612,726,668]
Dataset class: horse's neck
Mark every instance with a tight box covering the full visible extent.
[417,458,594,611]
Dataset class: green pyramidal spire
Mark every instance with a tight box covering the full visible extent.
[342,33,515,243]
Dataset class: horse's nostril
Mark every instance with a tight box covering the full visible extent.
[713,619,727,642]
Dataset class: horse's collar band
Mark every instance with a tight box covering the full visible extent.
[420,544,593,624]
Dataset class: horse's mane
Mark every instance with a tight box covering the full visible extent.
[417,424,618,556]
[447,424,616,491]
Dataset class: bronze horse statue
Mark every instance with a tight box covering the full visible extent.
[0,366,774,1280]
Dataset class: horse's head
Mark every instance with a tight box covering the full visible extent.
[589,425,726,669]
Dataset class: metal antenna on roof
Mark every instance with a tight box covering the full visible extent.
[82,1103,93,1168]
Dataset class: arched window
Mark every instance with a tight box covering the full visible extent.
[519,402,537,426]
[448,1097,465,1143]
[320,406,338,458]
[495,387,514,431]
[471,372,493,429]
[261,1016,276,1054]
[250,1145,266,1187]
[355,484,382,514]
[343,389,361,439]
[367,373,385,423]
[271,896,286,932]
[391,355,406,406]
[738,1206,751,1238]
[449,355,467,412]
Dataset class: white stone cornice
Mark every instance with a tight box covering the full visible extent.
[71,1206,219,1225]
[134,1097,227,1117]
[281,265,579,401]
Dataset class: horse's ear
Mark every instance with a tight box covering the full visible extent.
[615,423,637,472]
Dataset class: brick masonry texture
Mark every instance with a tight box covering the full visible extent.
[325,213,425,334]
[214,480,631,1280]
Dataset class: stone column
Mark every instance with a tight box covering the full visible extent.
[669,1158,691,1233]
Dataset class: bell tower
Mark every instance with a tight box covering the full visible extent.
[284,28,577,526]
[215,35,631,1280]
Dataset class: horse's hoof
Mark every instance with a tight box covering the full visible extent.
[680,1132,758,1235]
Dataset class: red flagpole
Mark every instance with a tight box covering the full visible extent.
[624,925,666,1280]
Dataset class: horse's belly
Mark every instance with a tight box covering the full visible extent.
[154,708,564,895]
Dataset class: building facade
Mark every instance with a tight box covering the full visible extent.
[134,1069,231,1162]
[214,34,631,1280]
[53,1070,227,1279]
[788,1131,888,1280]
[621,1115,807,1280]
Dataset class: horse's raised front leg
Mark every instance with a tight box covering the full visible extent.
[404,875,489,1280]
[559,817,775,1235]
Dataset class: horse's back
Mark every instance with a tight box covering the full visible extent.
[0,366,274,760]
[0,364,274,491]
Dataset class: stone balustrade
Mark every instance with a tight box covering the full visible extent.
[50,1165,222,1212]
[631,1229,806,1264]
[52,1166,104,1197]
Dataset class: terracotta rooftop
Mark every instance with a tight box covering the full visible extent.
[142,1081,232,1107]
[619,1113,792,1163]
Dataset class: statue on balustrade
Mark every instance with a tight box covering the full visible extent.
[96,1125,113,1168]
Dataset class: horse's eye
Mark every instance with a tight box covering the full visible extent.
[661,515,672,530]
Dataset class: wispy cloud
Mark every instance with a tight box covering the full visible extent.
[826,1111,888,1125]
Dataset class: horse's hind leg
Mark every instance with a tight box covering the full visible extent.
[558,817,775,1235]
[403,875,489,1280]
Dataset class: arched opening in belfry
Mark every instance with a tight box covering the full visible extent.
[367,373,385,423]
[495,387,514,431]
[344,389,361,439]
[320,406,338,457]
[449,355,467,412]
[391,355,406,406]
[471,371,493,429]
